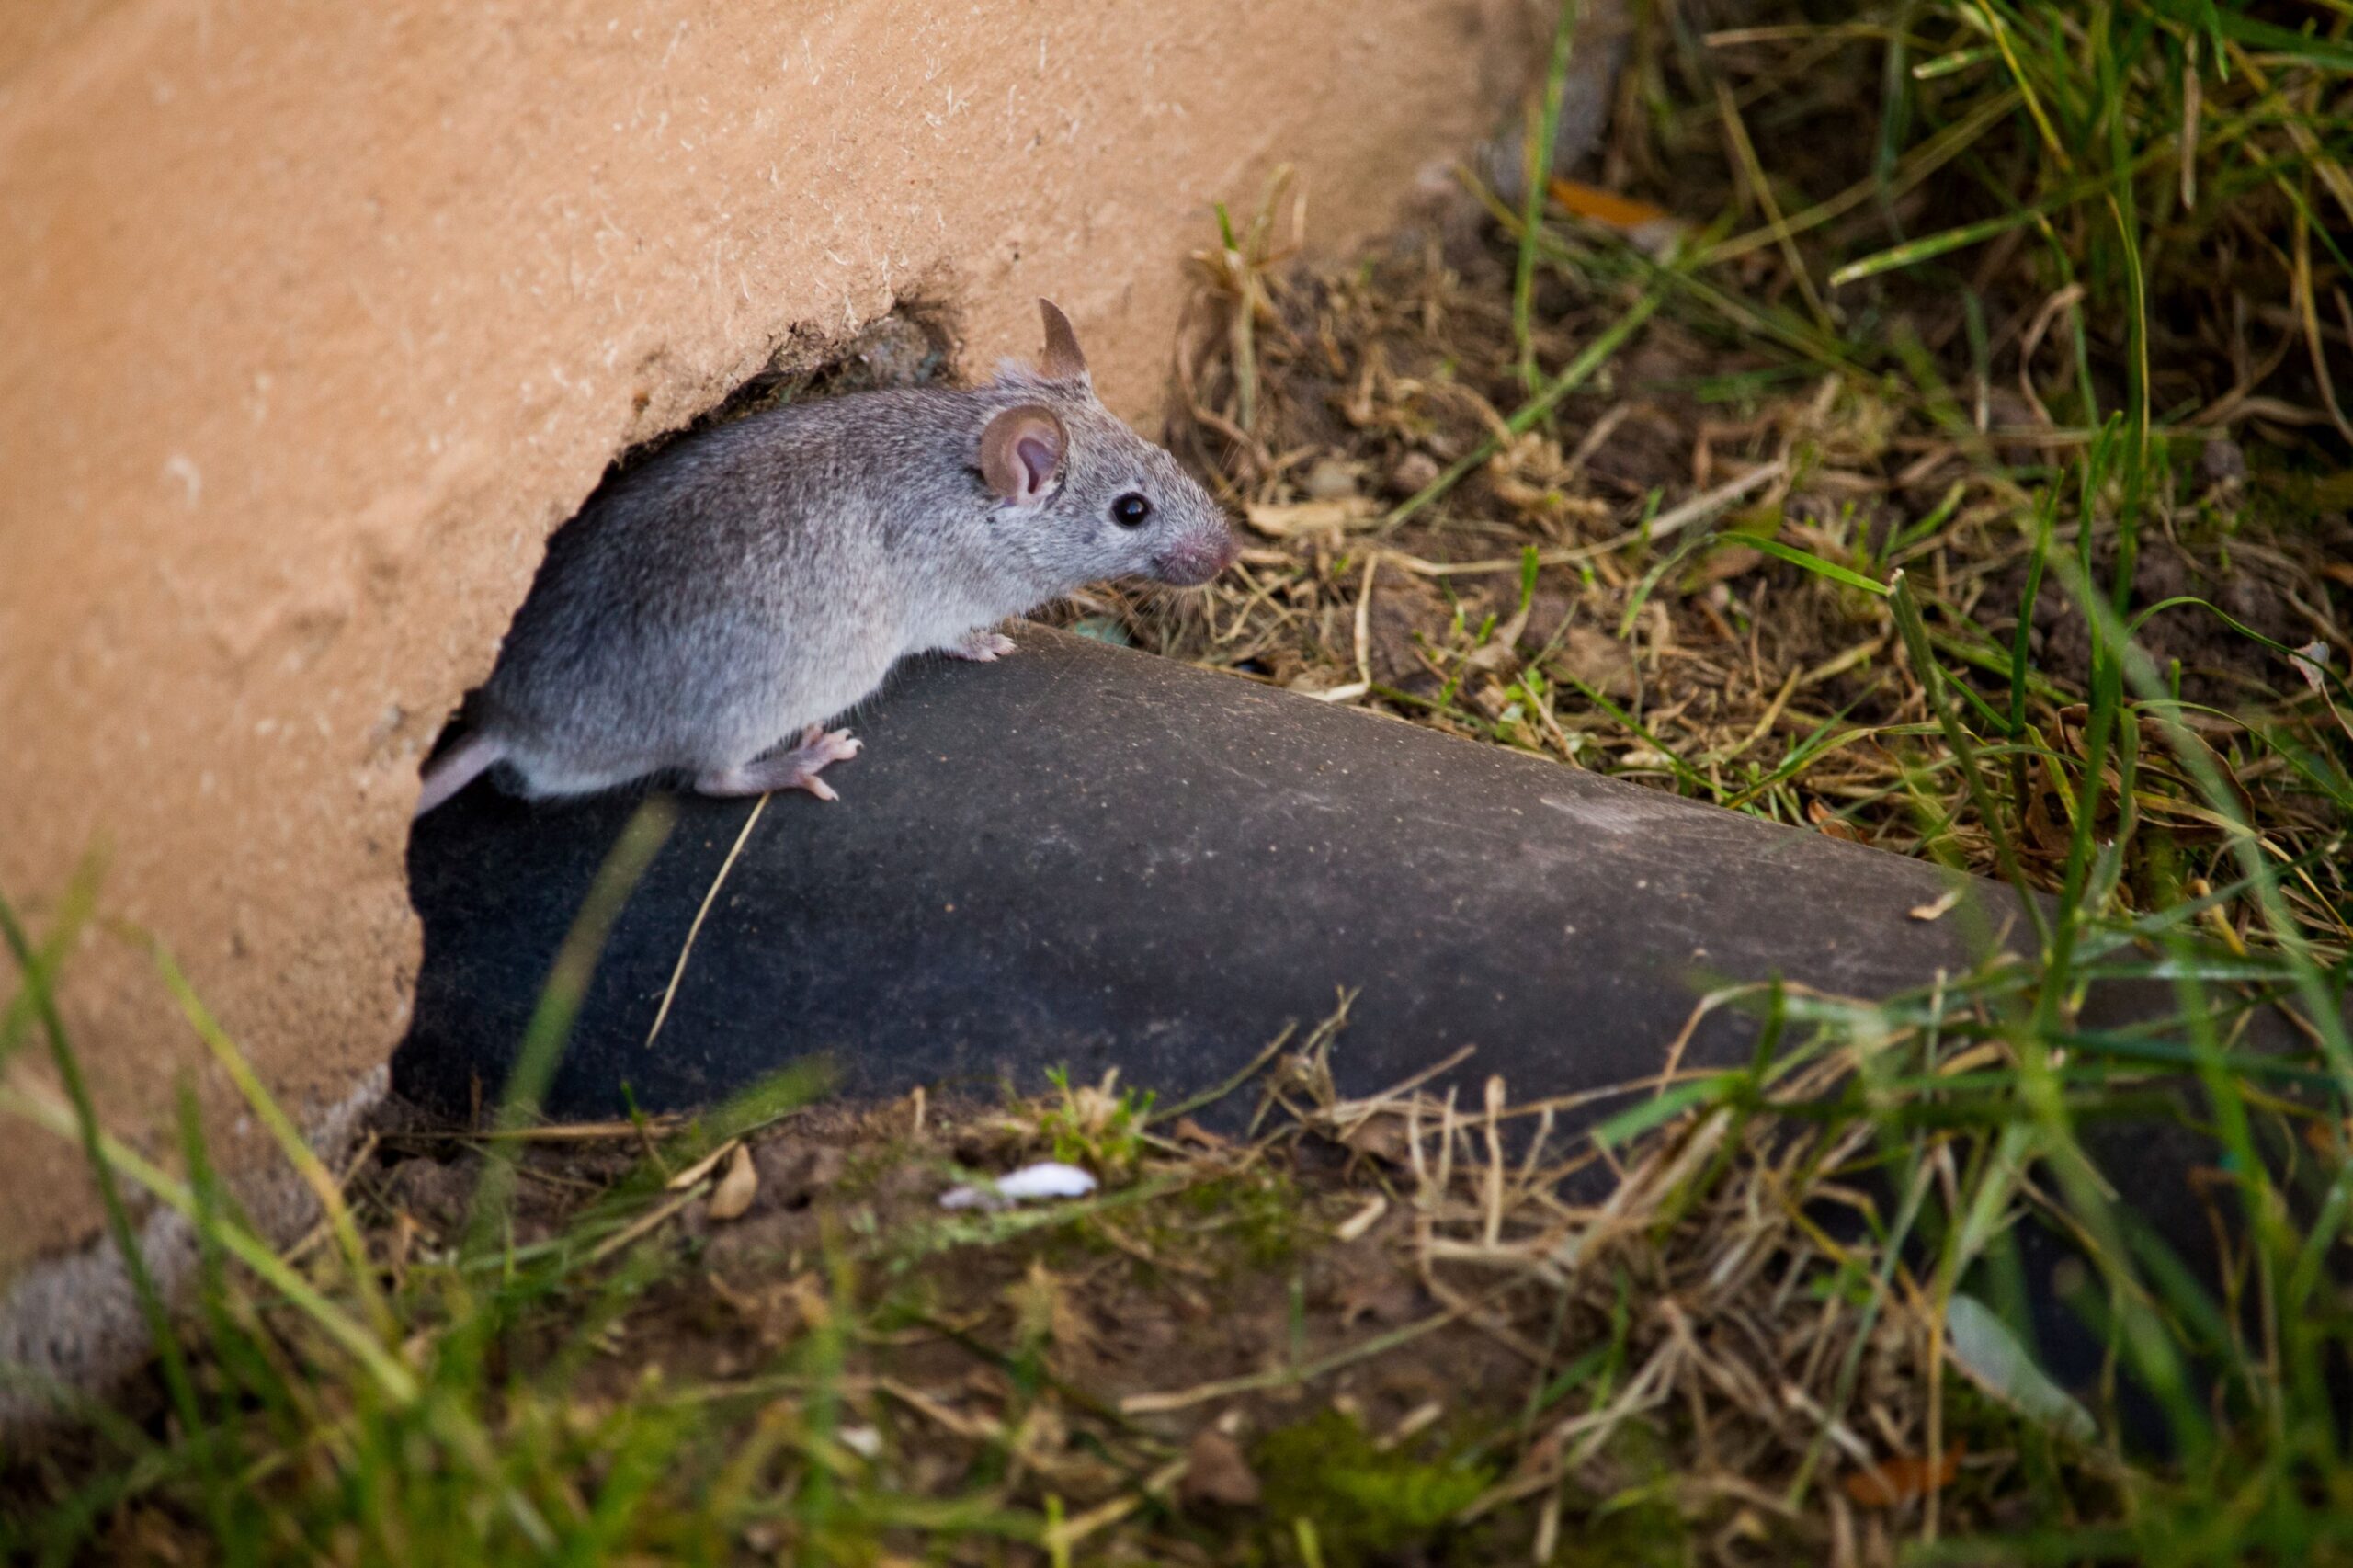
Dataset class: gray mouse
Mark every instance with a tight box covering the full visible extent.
[415,300,1237,816]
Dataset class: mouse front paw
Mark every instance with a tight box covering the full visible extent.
[947,629,1017,663]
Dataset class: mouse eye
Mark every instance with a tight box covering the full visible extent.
[1110,492,1153,528]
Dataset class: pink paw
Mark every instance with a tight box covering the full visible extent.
[794,724,863,766]
[785,725,862,802]
[696,726,862,801]
[949,630,1017,663]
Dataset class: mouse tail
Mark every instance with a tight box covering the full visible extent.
[414,732,506,818]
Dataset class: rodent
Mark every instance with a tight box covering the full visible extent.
[415,300,1238,816]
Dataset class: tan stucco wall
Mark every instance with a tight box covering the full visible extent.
[0,1,1522,1278]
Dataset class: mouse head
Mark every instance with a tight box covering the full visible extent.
[976,300,1238,593]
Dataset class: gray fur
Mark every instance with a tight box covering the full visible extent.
[418,302,1235,813]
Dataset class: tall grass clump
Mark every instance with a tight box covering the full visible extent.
[1153,0,2353,1559]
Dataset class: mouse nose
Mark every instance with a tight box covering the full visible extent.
[1154,525,1237,586]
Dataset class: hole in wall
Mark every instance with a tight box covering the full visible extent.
[394,298,972,1120]
[414,301,964,788]
[615,301,962,478]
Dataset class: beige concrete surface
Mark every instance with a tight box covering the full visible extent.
[0,0,1526,1312]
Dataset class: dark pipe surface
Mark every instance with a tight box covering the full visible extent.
[399,623,2329,1415]
[400,623,2027,1123]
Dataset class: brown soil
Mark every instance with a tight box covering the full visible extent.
[1113,187,2350,912]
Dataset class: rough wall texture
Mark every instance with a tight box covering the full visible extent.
[0,0,1523,1278]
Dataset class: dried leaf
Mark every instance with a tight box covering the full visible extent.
[1809,799,1863,842]
[2044,704,2256,841]
[1548,176,1681,244]
[707,1142,759,1221]
[1302,457,1362,500]
[1842,1442,1963,1508]
[1173,1116,1229,1149]
[1245,496,1379,539]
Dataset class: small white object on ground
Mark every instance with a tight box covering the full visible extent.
[1944,1292,2097,1442]
[938,1161,1097,1211]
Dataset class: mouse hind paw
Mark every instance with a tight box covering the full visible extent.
[697,726,862,802]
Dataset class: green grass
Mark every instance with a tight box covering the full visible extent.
[6,1,2353,1562]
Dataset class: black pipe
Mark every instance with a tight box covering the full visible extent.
[399,623,2059,1120]
[397,624,2329,1416]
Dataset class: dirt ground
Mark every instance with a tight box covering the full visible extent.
[1096,183,2349,928]
[9,12,2353,1558]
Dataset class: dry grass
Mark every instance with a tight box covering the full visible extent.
[7,4,2353,1564]
[5,999,2121,1566]
[1083,171,2351,956]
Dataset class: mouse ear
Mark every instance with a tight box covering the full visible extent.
[979,403,1067,506]
[1037,299,1088,381]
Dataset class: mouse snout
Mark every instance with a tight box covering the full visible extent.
[1151,519,1239,586]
